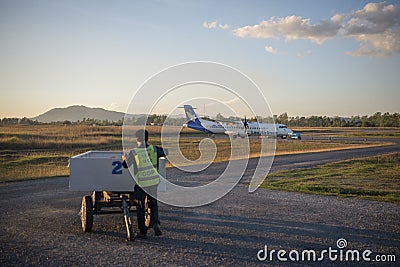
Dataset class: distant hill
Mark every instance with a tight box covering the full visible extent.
[31,105,127,123]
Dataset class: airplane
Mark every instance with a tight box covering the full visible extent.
[182,105,298,139]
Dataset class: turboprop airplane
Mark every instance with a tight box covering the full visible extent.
[182,105,298,139]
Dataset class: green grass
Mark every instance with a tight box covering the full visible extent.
[261,152,400,203]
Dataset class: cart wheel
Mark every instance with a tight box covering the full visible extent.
[144,196,152,228]
[127,224,135,242]
[92,191,102,214]
[81,195,93,232]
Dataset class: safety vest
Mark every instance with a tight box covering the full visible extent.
[133,146,160,187]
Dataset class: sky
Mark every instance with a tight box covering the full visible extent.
[0,0,399,118]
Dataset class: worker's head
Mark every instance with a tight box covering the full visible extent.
[135,129,149,143]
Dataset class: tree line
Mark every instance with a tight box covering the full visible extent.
[0,115,185,126]
[0,117,123,126]
[274,112,400,127]
[1,112,399,127]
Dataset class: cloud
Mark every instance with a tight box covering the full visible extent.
[222,97,241,105]
[234,15,342,45]
[345,28,400,57]
[231,1,400,57]
[342,2,400,56]
[203,21,217,29]
[203,21,230,30]
[264,45,278,54]
[297,49,312,57]
[107,103,119,111]
[219,23,230,30]
[344,2,399,35]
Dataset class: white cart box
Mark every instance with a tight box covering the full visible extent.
[69,151,166,192]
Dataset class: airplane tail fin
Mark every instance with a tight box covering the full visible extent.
[183,105,200,124]
[182,105,212,133]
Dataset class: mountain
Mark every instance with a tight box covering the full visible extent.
[31,105,127,123]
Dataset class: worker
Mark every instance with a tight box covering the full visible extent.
[122,129,167,239]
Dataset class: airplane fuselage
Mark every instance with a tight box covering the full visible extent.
[196,119,292,138]
[183,105,295,138]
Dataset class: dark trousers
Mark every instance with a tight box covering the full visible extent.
[134,184,159,235]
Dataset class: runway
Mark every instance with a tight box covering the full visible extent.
[1,138,399,266]
[167,138,400,187]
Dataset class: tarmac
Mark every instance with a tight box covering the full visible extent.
[1,138,399,266]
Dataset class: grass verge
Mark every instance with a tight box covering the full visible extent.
[261,152,400,203]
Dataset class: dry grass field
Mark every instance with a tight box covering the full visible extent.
[0,125,121,180]
[0,125,395,182]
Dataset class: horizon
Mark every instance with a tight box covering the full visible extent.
[1,104,398,120]
[1,1,399,118]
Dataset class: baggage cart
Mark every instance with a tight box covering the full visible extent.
[69,151,166,241]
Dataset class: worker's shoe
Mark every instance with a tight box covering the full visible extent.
[154,224,162,236]
[136,233,148,239]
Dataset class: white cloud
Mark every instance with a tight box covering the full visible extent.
[297,49,312,57]
[345,28,400,56]
[222,97,241,105]
[203,21,230,30]
[219,23,230,30]
[231,1,400,57]
[264,45,278,54]
[203,21,217,29]
[342,2,400,56]
[107,103,119,111]
[234,15,342,45]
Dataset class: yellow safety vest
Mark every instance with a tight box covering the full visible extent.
[133,146,160,187]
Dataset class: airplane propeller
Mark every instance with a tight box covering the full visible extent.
[243,116,249,129]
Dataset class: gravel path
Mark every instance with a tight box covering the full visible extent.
[1,141,399,266]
